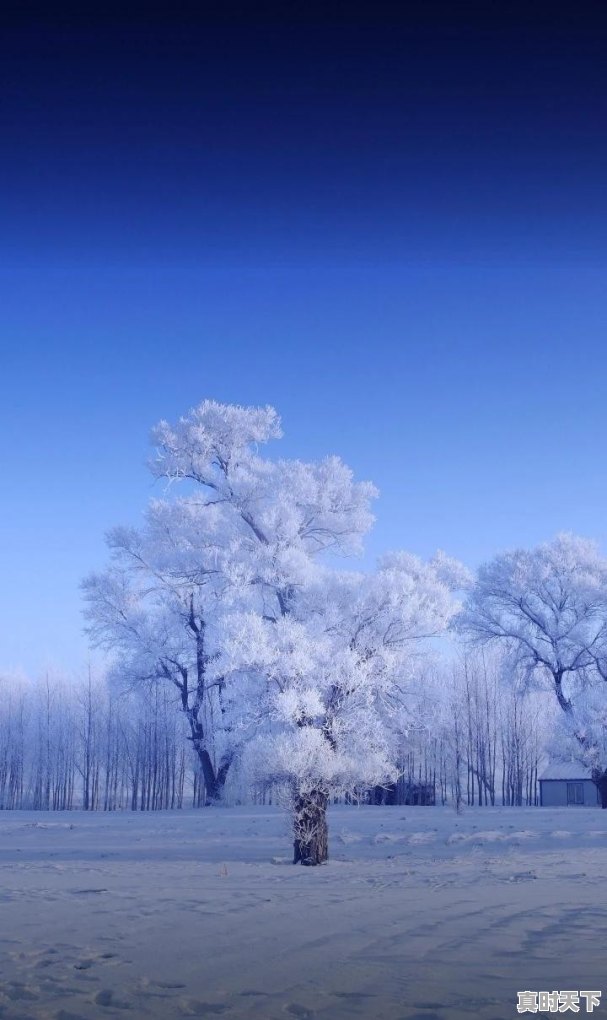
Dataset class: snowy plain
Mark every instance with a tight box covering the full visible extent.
[1,805,606,1020]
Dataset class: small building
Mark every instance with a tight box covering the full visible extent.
[539,764,599,807]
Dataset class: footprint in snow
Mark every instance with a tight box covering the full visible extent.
[334,991,373,999]
[94,988,132,1009]
[2,983,39,1001]
[179,1000,229,1015]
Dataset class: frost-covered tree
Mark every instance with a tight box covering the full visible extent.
[0,670,195,812]
[459,534,607,805]
[0,673,29,810]
[83,400,377,802]
[219,552,463,864]
[547,684,607,803]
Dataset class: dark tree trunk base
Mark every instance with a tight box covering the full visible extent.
[293,790,329,865]
[592,770,607,809]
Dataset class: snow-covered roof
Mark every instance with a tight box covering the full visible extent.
[539,763,593,781]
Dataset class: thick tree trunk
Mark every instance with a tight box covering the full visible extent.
[194,745,231,804]
[185,708,231,804]
[293,789,329,865]
[199,748,221,803]
[182,603,234,805]
[592,770,607,809]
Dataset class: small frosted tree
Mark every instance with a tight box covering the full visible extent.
[219,552,463,864]
[545,681,607,807]
[459,533,607,805]
[83,400,377,802]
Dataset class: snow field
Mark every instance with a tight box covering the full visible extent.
[1,805,606,1020]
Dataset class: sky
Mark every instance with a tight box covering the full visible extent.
[2,2,607,676]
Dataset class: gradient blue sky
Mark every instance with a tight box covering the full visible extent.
[2,3,607,675]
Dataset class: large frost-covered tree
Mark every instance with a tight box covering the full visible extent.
[459,534,607,805]
[83,400,377,802]
[219,552,463,864]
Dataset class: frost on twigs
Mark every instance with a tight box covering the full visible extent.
[150,400,283,481]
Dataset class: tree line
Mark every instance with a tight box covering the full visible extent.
[0,653,547,815]
[0,672,208,812]
[5,400,607,866]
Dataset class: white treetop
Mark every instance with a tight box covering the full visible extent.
[459,533,607,709]
[459,533,607,790]
[83,400,379,802]
[219,552,463,803]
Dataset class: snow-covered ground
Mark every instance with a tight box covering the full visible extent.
[1,805,606,1020]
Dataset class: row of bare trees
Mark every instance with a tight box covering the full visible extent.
[0,672,205,811]
[443,654,546,808]
[365,654,547,809]
[0,651,550,812]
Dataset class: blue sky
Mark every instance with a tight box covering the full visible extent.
[2,4,607,675]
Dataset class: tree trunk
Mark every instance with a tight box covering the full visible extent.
[293,789,329,865]
[592,770,607,809]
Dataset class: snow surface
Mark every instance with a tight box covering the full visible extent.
[1,805,606,1020]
